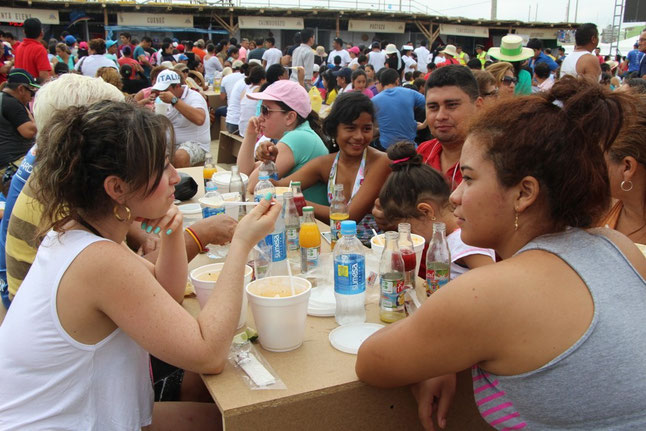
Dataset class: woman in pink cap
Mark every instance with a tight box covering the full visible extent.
[348,46,361,70]
[237,80,330,205]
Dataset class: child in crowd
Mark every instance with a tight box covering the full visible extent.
[379,141,495,278]
[350,69,373,99]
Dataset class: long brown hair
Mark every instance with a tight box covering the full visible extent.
[468,76,634,229]
[33,101,174,234]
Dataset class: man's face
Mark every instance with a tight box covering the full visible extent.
[639,32,646,53]
[108,45,117,54]
[533,48,541,59]
[426,85,480,145]
[595,48,600,55]
[334,41,341,50]
[336,76,346,88]
[120,35,129,45]
[457,47,462,53]
[16,85,35,105]
[242,40,249,49]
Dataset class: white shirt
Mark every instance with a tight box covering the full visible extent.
[204,56,223,81]
[0,230,153,430]
[414,46,430,69]
[327,49,351,67]
[446,229,496,280]
[434,54,446,65]
[348,57,359,69]
[368,50,387,71]
[225,79,247,127]
[290,43,315,82]
[167,85,211,152]
[560,50,592,79]
[337,83,353,95]
[238,85,261,137]
[75,54,118,77]
[220,71,245,98]
[262,47,283,70]
[402,55,417,74]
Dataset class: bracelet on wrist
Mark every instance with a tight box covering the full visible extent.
[185,227,208,253]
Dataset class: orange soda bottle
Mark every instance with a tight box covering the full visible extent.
[299,206,321,276]
[203,152,217,188]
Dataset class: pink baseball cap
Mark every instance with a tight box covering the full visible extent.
[247,80,311,119]
[349,46,360,55]
[79,41,88,50]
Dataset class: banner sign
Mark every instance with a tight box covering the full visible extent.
[238,16,304,30]
[117,12,194,28]
[0,7,59,25]
[439,24,489,38]
[348,19,405,34]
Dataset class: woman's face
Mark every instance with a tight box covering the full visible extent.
[450,135,516,250]
[335,111,374,158]
[56,47,64,57]
[353,75,367,91]
[499,70,516,96]
[258,100,291,139]
[131,159,181,220]
[365,67,375,80]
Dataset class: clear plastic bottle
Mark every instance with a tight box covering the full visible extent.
[259,160,278,181]
[264,202,288,276]
[283,191,301,263]
[425,222,451,297]
[329,184,349,250]
[229,165,246,219]
[299,206,320,276]
[398,223,416,290]
[379,231,406,323]
[291,181,306,218]
[200,181,225,219]
[203,153,216,188]
[334,220,366,325]
[254,174,276,202]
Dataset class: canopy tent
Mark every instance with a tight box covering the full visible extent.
[105,25,228,40]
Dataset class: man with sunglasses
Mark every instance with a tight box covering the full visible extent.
[0,69,38,196]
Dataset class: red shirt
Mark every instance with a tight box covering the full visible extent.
[437,57,460,68]
[14,38,51,79]
[118,56,139,79]
[416,139,462,190]
[192,47,206,61]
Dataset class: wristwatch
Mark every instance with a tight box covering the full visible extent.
[170,96,178,106]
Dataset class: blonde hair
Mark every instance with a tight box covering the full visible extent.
[95,67,123,91]
[33,73,124,132]
[486,61,514,84]
[221,66,232,78]
[55,42,70,55]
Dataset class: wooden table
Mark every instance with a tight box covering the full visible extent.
[178,167,492,431]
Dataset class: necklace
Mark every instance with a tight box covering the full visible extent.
[77,217,103,238]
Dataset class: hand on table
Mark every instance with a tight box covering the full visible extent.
[233,197,282,247]
[411,374,456,431]
[255,140,277,163]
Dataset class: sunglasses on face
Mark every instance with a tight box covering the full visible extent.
[260,104,287,117]
[501,76,518,85]
[22,85,36,96]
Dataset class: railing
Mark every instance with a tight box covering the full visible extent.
[38,0,436,15]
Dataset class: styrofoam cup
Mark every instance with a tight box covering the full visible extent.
[246,276,312,352]
[190,263,253,329]
[371,233,426,277]
[211,171,249,193]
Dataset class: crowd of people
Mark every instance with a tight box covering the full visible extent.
[1,15,646,430]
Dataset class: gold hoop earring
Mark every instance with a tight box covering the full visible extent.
[431,215,437,221]
[620,180,633,192]
[514,212,519,231]
[113,204,132,222]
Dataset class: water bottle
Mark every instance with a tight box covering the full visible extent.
[425,222,450,297]
[398,223,416,290]
[200,181,225,218]
[265,202,288,276]
[329,184,349,250]
[259,160,278,181]
[334,220,366,325]
[283,192,301,263]
[379,231,406,323]
[154,96,169,116]
[229,165,246,219]
[254,174,276,202]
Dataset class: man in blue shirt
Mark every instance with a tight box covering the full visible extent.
[526,38,559,73]
[639,30,646,79]
[627,42,644,73]
[371,68,425,149]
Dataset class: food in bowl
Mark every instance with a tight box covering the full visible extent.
[196,271,220,282]
[248,278,307,298]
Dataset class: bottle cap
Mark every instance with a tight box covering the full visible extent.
[259,175,269,181]
[292,181,301,186]
[303,206,314,213]
[340,220,356,235]
[432,222,446,232]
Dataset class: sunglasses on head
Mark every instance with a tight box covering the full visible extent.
[260,104,287,117]
[501,76,518,85]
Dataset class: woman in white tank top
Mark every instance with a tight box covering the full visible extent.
[0,101,280,430]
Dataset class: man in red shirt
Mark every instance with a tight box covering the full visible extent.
[191,39,207,61]
[437,45,461,68]
[13,18,51,83]
[373,65,482,230]
[118,46,143,79]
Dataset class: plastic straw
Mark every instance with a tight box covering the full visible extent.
[371,229,378,238]
[286,258,296,296]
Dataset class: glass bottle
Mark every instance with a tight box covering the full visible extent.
[425,222,450,297]
[329,184,349,250]
[379,231,406,323]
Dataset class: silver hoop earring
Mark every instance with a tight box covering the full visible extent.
[621,180,633,192]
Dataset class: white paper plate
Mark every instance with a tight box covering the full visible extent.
[329,323,384,355]
[307,286,335,317]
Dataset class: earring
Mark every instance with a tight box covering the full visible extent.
[621,180,633,192]
[514,212,519,231]
[113,204,132,222]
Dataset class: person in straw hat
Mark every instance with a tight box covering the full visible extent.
[437,44,461,67]
[488,34,534,95]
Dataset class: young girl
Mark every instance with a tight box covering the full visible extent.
[379,141,495,278]
[260,92,391,245]
[0,101,280,430]
[351,69,374,99]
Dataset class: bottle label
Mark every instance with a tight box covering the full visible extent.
[202,206,224,219]
[269,172,279,181]
[300,246,320,273]
[425,265,449,296]
[286,227,299,251]
[264,231,286,262]
[380,276,405,312]
[334,254,366,295]
[330,220,343,243]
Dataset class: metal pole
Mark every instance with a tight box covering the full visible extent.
[491,0,497,20]
[565,0,570,23]
[528,5,531,22]
[535,3,538,21]
[574,0,579,22]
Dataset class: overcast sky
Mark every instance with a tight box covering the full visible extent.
[430,0,617,28]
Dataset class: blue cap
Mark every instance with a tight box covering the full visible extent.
[259,175,269,180]
[105,39,118,49]
[178,54,189,61]
[340,220,357,235]
[64,35,77,45]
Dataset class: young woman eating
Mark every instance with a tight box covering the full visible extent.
[356,77,646,430]
[0,101,280,430]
